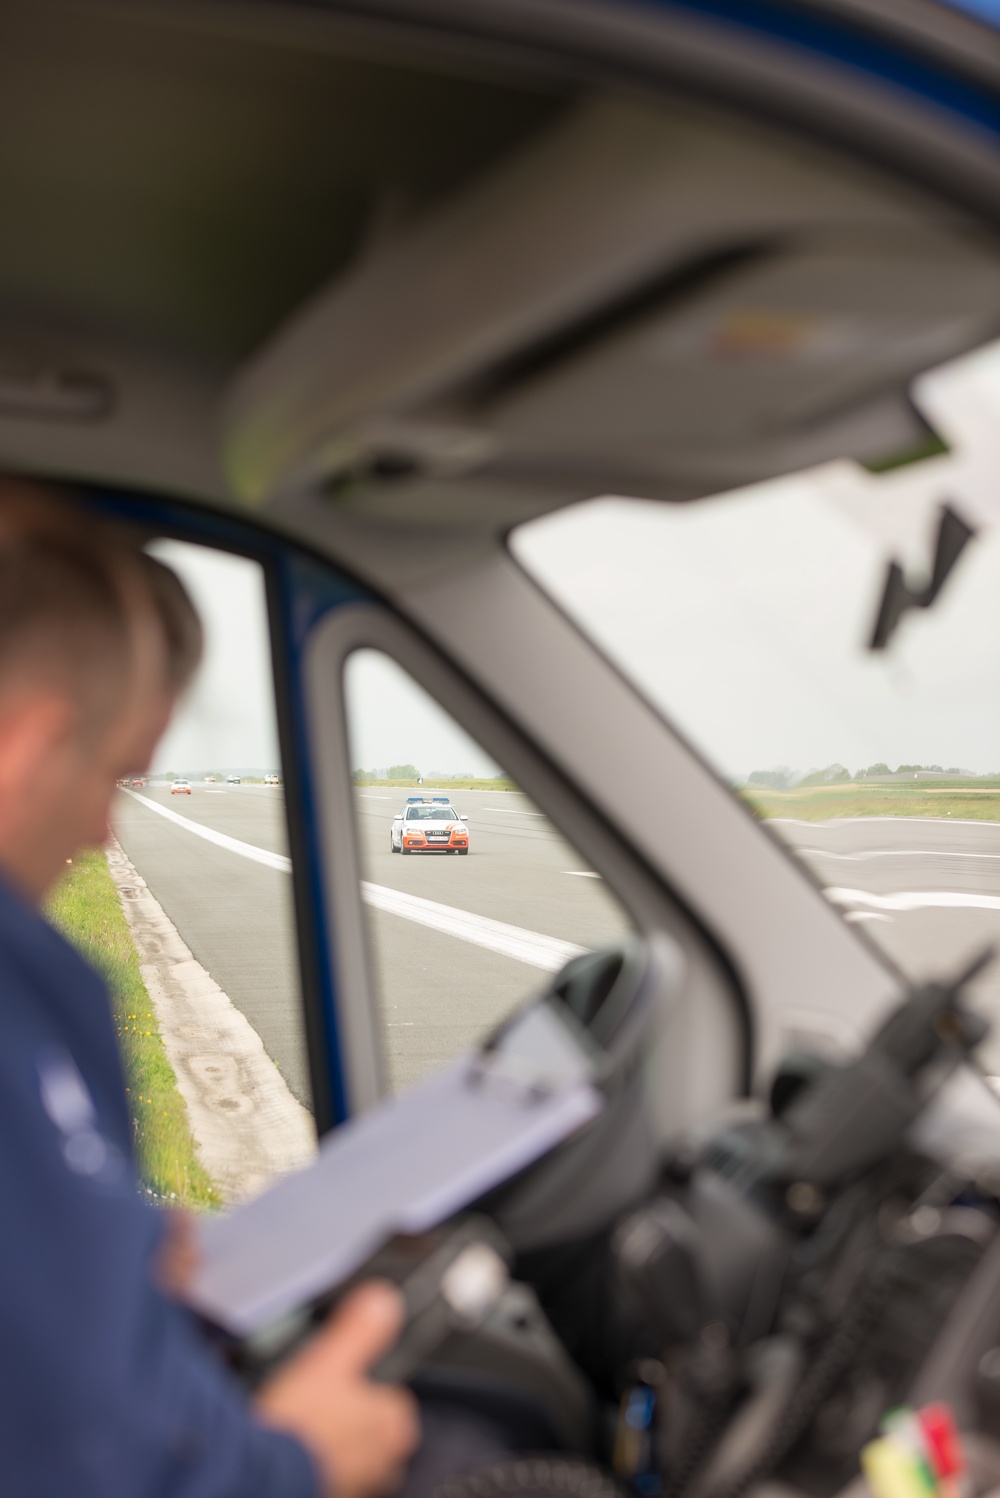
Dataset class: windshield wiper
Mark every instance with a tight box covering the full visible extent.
[868,501,976,650]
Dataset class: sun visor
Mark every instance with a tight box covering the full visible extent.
[222,95,964,510]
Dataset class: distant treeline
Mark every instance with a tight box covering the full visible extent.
[745,763,984,790]
[161,770,279,782]
[353,768,518,792]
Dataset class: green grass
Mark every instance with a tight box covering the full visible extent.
[46,850,218,1209]
[861,430,949,473]
[741,783,1000,823]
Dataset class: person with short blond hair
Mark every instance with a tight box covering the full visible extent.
[0,479,418,1498]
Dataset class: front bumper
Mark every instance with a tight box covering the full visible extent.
[402,837,469,852]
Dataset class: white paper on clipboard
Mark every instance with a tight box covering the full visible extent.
[188,1003,603,1337]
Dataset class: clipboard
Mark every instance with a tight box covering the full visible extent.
[188,1000,603,1337]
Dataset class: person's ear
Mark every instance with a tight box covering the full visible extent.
[0,693,76,803]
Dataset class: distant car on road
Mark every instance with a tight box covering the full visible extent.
[390,797,469,855]
[264,774,281,785]
[130,778,145,788]
[203,774,217,783]
[171,779,192,795]
[226,774,241,785]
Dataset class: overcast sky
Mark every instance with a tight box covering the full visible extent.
[152,496,1000,785]
[147,542,501,778]
[512,335,1000,783]
[344,650,502,777]
[513,485,1000,782]
[148,539,281,775]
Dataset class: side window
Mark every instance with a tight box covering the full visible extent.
[343,648,631,1093]
[49,539,315,1208]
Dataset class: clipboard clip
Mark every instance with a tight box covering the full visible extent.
[465,1048,563,1105]
[468,997,604,1104]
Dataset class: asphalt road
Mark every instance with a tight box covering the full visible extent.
[115,784,1000,1095]
[354,789,629,1089]
[113,785,629,1097]
[113,785,311,1106]
[774,816,1000,1070]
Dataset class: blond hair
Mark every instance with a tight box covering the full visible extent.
[0,477,203,729]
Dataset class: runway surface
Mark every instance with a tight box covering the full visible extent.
[113,784,628,1097]
[773,816,1000,1070]
[113,786,311,1105]
[114,782,1000,1098]
[354,789,629,1088]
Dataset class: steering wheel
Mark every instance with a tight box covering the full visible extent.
[486,933,684,1252]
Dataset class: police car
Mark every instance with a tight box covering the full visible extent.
[390,797,469,855]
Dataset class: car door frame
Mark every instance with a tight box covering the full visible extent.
[84,482,746,1140]
[302,597,746,1125]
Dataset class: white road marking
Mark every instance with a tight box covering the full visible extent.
[123,789,585,971]
[483,806,546,817]
[565,871,601,878]
[124,790,292,872]
[772,816,1000,831]
[826,886,1000,913]
[361,884,585,971]
[803,848,1000,861]
[844,910,892,923]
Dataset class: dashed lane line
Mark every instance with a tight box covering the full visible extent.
[803,848,1000,861]
[483,806,547,816]
[771,816,1000,831]
[360,884,584,972]
[826,886,1000,913]
[122,790,586,972]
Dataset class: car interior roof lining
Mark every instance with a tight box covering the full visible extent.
[0,0,998,541]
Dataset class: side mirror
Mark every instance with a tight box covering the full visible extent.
[460,815,469,821]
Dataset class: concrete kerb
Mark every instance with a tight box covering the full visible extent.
[104,836,315,1204]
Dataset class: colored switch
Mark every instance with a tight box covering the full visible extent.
[917,1404,964,1480]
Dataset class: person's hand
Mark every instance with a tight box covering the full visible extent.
[255,1280,420,1498]
[154,1210,200,1300]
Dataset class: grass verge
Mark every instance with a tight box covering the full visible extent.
[46,849,218,1209]
[741,784,1000,823]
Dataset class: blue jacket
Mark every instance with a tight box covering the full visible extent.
[0,874,318,1496]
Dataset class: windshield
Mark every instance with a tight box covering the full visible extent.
[512,336,1000,1040]
[405,805,459,821]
